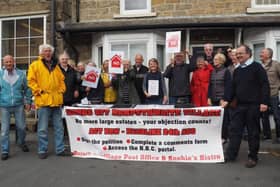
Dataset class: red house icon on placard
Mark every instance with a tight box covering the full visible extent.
[111,54,122,68]
[168,36,178,48]
[85,70,98,83]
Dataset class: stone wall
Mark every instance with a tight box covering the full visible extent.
[79,0,251,22]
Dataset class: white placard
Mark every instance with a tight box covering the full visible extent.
[109,51,124,74]
[166,31,181,53]
[82,65,101,88]
[148,80,159,96]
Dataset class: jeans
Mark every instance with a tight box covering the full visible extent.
[37,106,64,154]
[1,105,26,154]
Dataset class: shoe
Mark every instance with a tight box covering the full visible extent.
[38,153,48,159]
[56,150,71,156]
[20,144,29,152]
[245,159,257,168]
[224,156,236,163]
[262,136,272,141]
[1,153,9,161]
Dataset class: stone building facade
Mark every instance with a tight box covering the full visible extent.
[1,0,280,69]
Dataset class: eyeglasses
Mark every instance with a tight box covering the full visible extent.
[236,52,246,55]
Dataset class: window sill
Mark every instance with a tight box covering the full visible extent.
[113,12,157,19]
[247,7,280,13]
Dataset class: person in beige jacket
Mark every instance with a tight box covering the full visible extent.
[260,48,280,143]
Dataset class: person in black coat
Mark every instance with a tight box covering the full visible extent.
[222,45,270,168]
[58,53,79,106]
[133,54,148,104]
[163,51,196,104]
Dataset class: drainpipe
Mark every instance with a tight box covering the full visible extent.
[51,0,56,51]
[76,0,80,22]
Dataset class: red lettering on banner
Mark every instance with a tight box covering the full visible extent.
[163,128,180,136]
[88,128,103,134]
[183,109,221,116]
[181,128,196,135]
[94,109,110,116]
[126,128,162,135]
[66,109,93,116]
[104,128,120,135]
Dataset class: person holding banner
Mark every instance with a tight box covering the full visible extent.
[163,51,196,105]
[142,58,168,104]
[112,59,140,105]
[223,45,270,168]
[27,44,66,159]
[101,59,117,104]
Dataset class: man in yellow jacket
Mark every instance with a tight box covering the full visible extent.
[27,44,66,159]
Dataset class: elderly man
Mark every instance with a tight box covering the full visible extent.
[260,48,280,143]
[27,44,66,159]
[133,54,148,104]
[0,55,32,160]
[223,45,270,168]
[163,51,196,104]
[204,43,215,65]
[58,52,79,106]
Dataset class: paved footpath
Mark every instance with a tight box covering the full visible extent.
[0,131,279,187]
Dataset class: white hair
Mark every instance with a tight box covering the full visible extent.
[39,44,54,54]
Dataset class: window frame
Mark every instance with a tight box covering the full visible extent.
[0,15,47,68]
[251,0,280,8]
[120,0,151,15]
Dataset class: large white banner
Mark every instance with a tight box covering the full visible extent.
[64,106,224,163]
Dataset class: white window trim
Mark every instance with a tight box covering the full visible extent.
[251,40,265,61]
[247,0,280,13]
[0,15,47,67]
[120,0,151,15]
[275,39,280,61]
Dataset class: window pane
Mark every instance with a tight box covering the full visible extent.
[16,19,29,37]
[98,46,103,66]
[30,38,43,56]
[16,39,29,57]
[30,18,43,37]
[15,58,29,65]
[2,20,14,39]
[125,0,147,10]
[157,45,165,71]
[130,43,147,65]
[256,0,280,4]
[15,58,29,70]
[253,43,264,63]
[111,44,128,59]
[2,39,14,56]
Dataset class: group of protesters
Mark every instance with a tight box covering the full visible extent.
[0,42,279,168]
